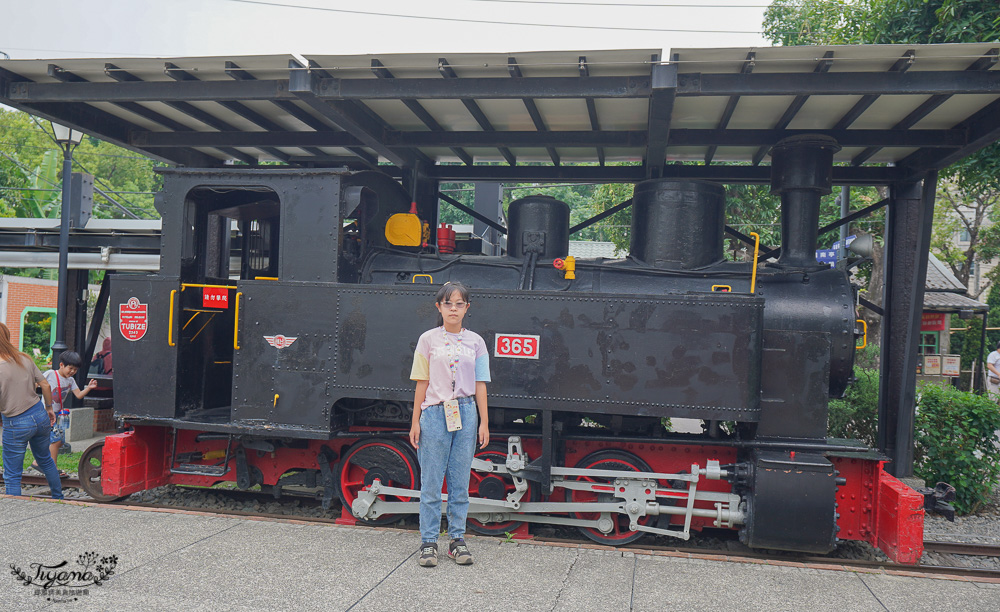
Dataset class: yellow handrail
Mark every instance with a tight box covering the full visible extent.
[856,319,868,349]
[180,283,237,291]
[233,292,243,350]
[412,274,434,284]
[749,232,760,294]
[168,290,177,346]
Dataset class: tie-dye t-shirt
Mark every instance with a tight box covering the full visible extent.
[410,327,491,409]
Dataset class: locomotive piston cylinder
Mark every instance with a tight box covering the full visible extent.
[769,135,842,270]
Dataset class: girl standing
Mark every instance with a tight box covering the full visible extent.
[409,282,490,567]
[0,322,61,498]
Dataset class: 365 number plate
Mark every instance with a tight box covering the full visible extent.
[494,334,540,359]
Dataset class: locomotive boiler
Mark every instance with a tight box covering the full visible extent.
[92,135,924,561]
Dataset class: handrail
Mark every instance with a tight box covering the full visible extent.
[233,292,243,350]
[181,283,237,291]
[749,231,760,294]
[168,290,177,346]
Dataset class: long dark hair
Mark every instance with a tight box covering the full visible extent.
[435,281,470,327]
[0,322,29,368]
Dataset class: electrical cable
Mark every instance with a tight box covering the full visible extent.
[216,0,767,34]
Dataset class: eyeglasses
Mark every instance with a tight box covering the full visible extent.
[441,301,468,309]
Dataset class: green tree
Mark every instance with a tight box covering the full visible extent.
[0,108,162,222]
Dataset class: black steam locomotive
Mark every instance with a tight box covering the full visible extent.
[92,134,923,561]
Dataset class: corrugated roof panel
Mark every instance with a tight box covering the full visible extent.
[912,94,1000,130]
[533,99,592,131]
[592,99,647,131]
[360,99,428,131]
[728,96,797,130]
[416,99,490,132]
[671,97,728,130]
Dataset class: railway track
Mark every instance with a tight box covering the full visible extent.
[9,479,1000,581]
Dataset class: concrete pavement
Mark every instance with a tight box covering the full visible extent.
[2,496,998,611]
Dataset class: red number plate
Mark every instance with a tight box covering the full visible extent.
[494,334,540,359]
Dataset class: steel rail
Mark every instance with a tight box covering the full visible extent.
[923,541,1000,558]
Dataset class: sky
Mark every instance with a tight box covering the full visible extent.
[0,0,770,60]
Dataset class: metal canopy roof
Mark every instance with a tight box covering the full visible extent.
[2,44,999,184]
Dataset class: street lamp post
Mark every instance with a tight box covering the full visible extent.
[50,123,84,358]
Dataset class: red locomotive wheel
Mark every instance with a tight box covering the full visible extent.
[78,441,125,503]
[338,438,419,526]
[565,449,655,545]
[468,445,539,536]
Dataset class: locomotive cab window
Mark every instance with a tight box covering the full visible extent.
[185,186,280,283]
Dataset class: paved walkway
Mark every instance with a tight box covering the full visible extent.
[1,496,998,611]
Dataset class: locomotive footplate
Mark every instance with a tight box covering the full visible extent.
[351,437,745,541]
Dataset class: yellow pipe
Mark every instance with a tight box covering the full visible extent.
[190,313,216,342]
[182,312,199,330]
[168,290,177,347]
[749,232,760,294]
[233,292,243,350]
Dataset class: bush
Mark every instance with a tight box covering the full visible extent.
[828,344,880,447]
[914,384,1000,514]
[828,368,879,447]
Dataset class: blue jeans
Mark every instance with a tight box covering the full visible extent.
[2,401,64,498]
[418,397,478,543]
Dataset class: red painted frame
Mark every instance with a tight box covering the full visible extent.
[100,426,925,563]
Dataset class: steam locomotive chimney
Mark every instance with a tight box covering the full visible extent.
[768,135,841,270]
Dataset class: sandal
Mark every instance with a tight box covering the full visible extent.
[31,463,68,478]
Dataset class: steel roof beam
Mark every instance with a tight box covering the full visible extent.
[852,48,999,166]
[751,51,834,166]
[5,75,646,101]
[439,58,515,166]
[104,63,257,165]
[423,163,899,185]
[163,62,291,163]
[676,68,1000,97]
[303,61,381,167]
[645,56,677,179]
[48,65,192,132]
[579,56,605,166]
[4,100,215,167]
[899,96,1000,180]
[705,51,755,166]
[10,69,1000,103]
[289,61,416,169]
[509,57,559,166]
[128,127,965,149]
[5,65,215,167]
[224,61,372,166]
[371,59,471,166]
[833,50,915,131]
